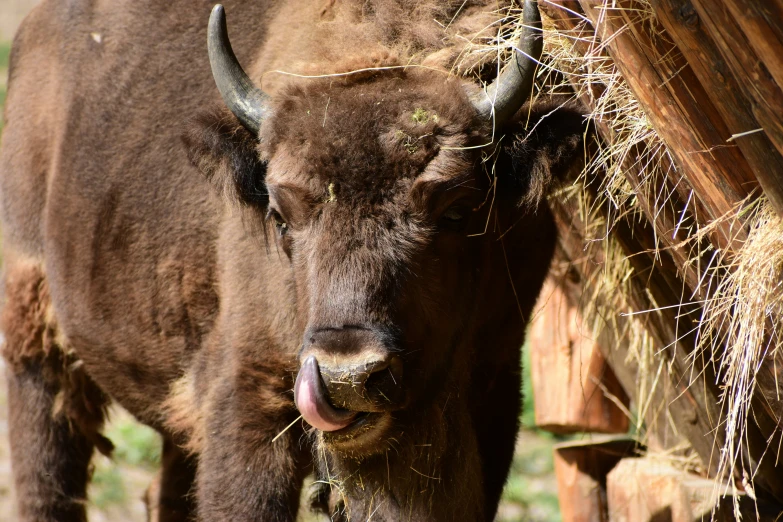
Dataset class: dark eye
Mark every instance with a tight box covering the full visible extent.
[442,207,466,222]
[439,206,470,231]
[267,209,288,236]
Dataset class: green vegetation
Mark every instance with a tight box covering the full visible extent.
[502,433,562,522]
[0,41,10,70]
[91,461,127,508]
[1,40,10,133]
[411,107,438,125]
[88,410,161,514]
[105,414,162,469]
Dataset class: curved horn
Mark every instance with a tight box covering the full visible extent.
[208,4,268,135]
[470,0,543,126]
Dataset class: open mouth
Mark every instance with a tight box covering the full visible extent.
[294,356,357,432]
[322,411,386,442]
[294,356,392,446]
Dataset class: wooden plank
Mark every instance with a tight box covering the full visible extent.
[550,180,783,503]
[553,437,641,522]
[540,4,720,457]
[689,0,783,161]
[607,457,783,521]
[649,0,783,218]
[529,280,630,435]
[722,0,783,95]
[544,0,783,502]
[601,0,783,414]
[541,3,739,301]
[607,458,701,522]
[599,206,783,504]
[573,0,758,251]
[674,1,783,497]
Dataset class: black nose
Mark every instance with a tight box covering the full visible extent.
[300,327,405,411]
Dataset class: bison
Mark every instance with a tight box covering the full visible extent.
[0,0,584,520]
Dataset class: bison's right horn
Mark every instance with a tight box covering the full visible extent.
[208,4,268,136]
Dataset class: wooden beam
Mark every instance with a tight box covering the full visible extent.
[721,0,783,95]
[529,280,630,435]
[544,0,783,502]
[549,176,783,503]
[606,457,780,521]
[649,0,783,218]
[548,189,723,474]
[571,0,759,249]
[689,0,783,163]
[553,437,641,522]
[541,2,738,300]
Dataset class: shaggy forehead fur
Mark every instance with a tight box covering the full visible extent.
[261,70,489,206]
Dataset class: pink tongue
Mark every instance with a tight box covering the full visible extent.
[294,356,356,432]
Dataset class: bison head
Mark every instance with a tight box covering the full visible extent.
[185,2,585,460]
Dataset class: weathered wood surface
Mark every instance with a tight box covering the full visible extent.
[573,0,759,246]
[553,437,640,522]
[606,457,782,521]
[541,2,730,302]
[550,177,783,502]
[542,1,724,464]
[649,0,783,218]
[690,0,783,165]
[529,280,630,435]
[607,457,719,522]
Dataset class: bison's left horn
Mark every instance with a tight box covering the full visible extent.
[469,0,543,127]
[208,4,268,135]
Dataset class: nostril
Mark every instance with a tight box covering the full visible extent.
[363,356,404,403]
[363,370,388,393]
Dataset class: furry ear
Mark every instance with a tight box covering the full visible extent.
[182,106,268,208]
[499,102,586,207]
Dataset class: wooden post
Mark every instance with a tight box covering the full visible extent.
[573,0,757,249]
[541,2,734,300]
[553,437,641,522]
[547,186,722,467]
[529,280,630,435]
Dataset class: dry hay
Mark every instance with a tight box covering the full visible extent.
[696,201,783,500]
[454,0,783,515]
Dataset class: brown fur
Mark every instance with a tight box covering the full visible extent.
[1,260,111,520]
[0,1,585,521]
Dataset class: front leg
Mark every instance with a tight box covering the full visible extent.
[196,367,310,521]
[2,263,111,522]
